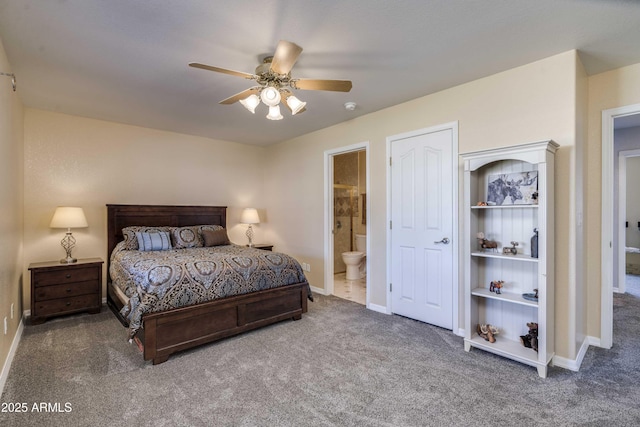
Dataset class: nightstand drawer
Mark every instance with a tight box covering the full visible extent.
[33,280,99,301]
[34,294,100,317]
[33,266,100,287]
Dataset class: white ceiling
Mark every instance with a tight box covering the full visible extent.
[1,0,640,146]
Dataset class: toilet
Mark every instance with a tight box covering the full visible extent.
[342,234,366,281]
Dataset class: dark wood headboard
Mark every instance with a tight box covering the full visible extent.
[106,204,227,281]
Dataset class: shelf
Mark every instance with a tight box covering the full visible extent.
[465,334,541,367]
[471,251,539,263]
[471,204,539,210]
[471,287,538,307]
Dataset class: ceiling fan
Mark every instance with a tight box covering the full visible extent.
[189,40,353,120]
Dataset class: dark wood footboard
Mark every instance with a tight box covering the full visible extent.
[141,282,309,364]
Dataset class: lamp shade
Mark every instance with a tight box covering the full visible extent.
[285,95,306,115]
[260,86,281,107]
[49,207,88,229]
[239,94,260,113]
[266,105,283,121]
[240,208,260,224]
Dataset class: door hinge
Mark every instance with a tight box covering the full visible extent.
[389,157,392,167]
[390,220,392,229]
[390,283,392,292]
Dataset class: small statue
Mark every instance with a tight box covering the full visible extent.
[477,324,499,343]
[520,322,538,352]
[477,232,498,252]
[503,241,518,255]
[489,280,504,294]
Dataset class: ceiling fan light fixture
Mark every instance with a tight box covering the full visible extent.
[286,95,306,115]
[260,86,281,107]
[266,105,283,121]
[190,40,352,122]
[239,94,260,113]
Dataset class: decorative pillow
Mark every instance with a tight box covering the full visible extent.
[202,228,230,247]
[171,226,203,249]
[135,231,172,251]
[197,224,224,235]
[121,226,172,250]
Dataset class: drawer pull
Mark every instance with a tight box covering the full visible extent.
[65,274,72,279]
[66,288,72,293]
[66,302,72,306]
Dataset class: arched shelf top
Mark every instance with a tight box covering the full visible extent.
[462,140,558,172]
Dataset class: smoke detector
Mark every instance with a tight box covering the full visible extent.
[344,102,357,111]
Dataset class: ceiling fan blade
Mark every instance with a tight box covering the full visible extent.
[189,63,256,79]
[292,78,353,92]
[219,87,261,105]
[270,40,303,75]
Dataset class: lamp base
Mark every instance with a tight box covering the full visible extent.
[60,231,77,264]
[246,225,254,247]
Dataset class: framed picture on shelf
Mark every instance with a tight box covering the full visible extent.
[487,171,538,205]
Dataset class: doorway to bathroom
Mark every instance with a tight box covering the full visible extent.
[324,142,369,306]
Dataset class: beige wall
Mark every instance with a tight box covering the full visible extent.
[265,50,582,359]
[22,109,268,308]
[0,38,24,379]
[574,53,589,352]
[587,62,640,336]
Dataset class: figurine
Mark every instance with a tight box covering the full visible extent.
[489,280,504,294]
[477,232,498,252]
[477,324,499,343]
[503,241,518,255]
[520,322,538,352]
[476,201,487,206]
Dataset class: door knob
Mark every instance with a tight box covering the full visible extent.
[434,237,450,244]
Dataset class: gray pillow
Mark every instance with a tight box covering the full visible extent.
[202,228,230,247]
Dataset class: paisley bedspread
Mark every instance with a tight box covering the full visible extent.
[110,242,309,338]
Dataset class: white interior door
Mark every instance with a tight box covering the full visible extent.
[390,127,454,329]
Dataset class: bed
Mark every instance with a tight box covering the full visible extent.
[106,204,310,365]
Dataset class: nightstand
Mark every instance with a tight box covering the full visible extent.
[29,257,103,325]
[250,243,273,251]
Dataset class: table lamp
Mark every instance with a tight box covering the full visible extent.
[50,206,88,263]
[240,208,260,247]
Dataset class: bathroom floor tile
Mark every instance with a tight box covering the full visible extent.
[333,272,366,305]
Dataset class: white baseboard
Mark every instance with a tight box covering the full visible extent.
[0,317,24,397]
[367,302,389,314]
[552,336,596,372]
[587,335,601,348]
[310,285,328,296]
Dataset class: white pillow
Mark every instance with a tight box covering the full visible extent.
[135,231,172,251]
